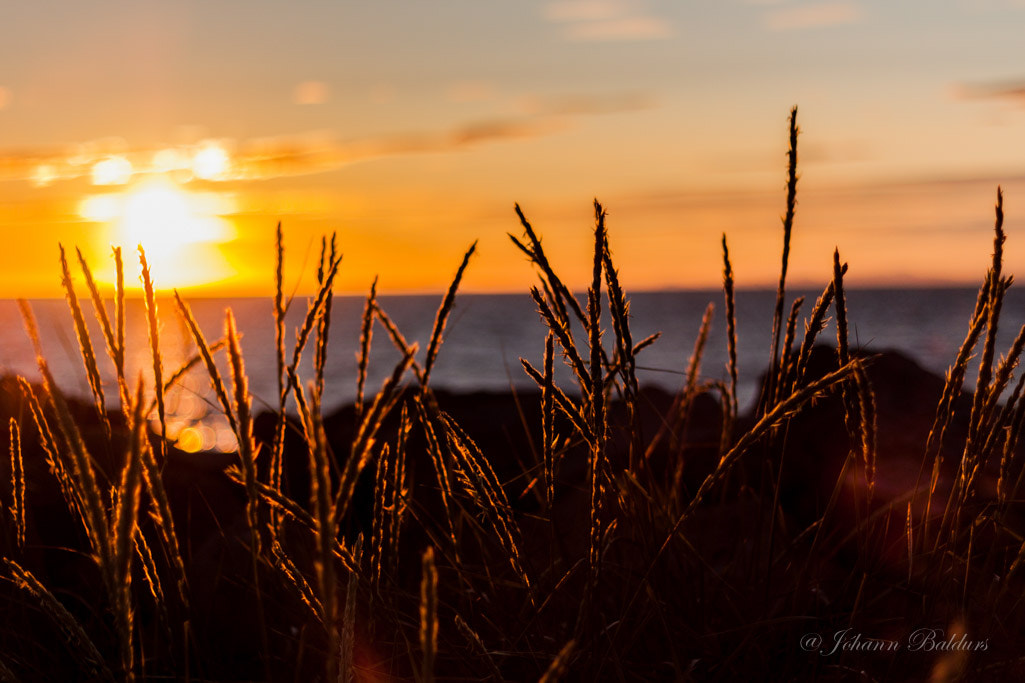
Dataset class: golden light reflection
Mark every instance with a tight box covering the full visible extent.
[80,177,238,289]
[91,155,133,185]
[192,144,231,180]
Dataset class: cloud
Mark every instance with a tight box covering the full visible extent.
[544,0,674,41]
[764,2,862,30]
[954,78,1025,105]
[0,90,658,185]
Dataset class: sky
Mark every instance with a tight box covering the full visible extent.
[1,0,1024,296]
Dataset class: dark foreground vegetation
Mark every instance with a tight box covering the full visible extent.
[3,108,1025,681]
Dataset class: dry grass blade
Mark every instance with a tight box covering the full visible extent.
[2,558,114,682]
[963,190,1008,461]
[423,241,477,388]
[36,362,111,566]
[632,332,660,356]
[340,564,357,683]
[833,251,850,369]
[614,359,861,644]
[8,418,25,551]
[114,247,125,376]
[721,234,738,444]
[832,250,862,451]
[18,378,81,526]
[111,380,147,681]
[289,251,342,380]
[371,443,392,589]
[852,360,877,497]
[764,106,799,416]
[338,347,416,521]
[273,222,288,506]
[133,530,167,621]
[775,296,804,406]
[356,276,378,425]
[153,339,229,410]
[531,287,591,391]
[76,247,129,411]
[420,546,439,683]
[314,233,338,400]
[227,310,261,556]
[139,247,167,457]
[511,203,589,327]
[272,540,325,623]
[543,331,556,508]
[520,358,592,442]
[539,639,576,683]
[173,291,239,439]
[587,201,607,603]
[646,303,713,462]
[59,245,110,441]
[433,409,533,598]
[413,398,460,556]
[685,304,714,402]
[372,301,425,383]
[973,323,1025,472]
[454,614,503,682]
[602,229,640,468]
[305,399,339,677]
[920,276,991,545]
[688,361,858,520]
[137,433,190,610]
[792,277,840,392]
[388,406,410,576]
[602,238,634,390]
[227,469,361,572]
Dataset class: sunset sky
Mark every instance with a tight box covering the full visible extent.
[2,1,1024,296]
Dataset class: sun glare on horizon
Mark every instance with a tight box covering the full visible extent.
[80,178,238,289]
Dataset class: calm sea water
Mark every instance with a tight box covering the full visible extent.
[0,288,1018,449]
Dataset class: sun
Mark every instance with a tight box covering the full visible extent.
[80,178,237,289]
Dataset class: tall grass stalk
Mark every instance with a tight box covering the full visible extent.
[355,277,378,426]
[76,247,129,412]
[226,310,260,556]
[420,546,438,683]
[422,241,477,389]
[272,223,288,524]
[138,247,167,460]
[762,106,799,416]
[586,202,608,615]
[721,235,738,448]
[2,559,113,682]
[59,245,110,442]
[111,380,148,681]
[20,300,111,567]
[8,419,24,551]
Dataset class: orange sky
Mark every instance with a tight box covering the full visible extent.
[2,2,1024,296]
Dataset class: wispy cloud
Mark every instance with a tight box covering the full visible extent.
[0,89,657,186]
[544,0,673,42]
[954,78,1025,106]
[764,2,862,30]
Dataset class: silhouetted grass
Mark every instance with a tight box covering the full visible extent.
[2,108,1025,682]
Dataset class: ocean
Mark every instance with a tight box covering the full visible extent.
[1,287,1017,451]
